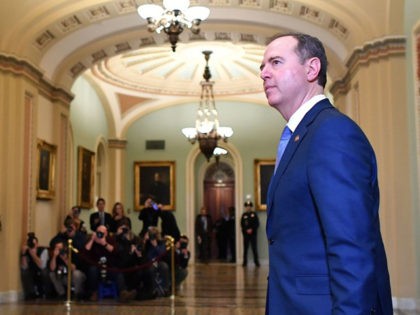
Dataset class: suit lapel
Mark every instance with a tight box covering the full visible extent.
[267,99,333,216]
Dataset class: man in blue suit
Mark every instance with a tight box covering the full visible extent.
[260,33,393,314]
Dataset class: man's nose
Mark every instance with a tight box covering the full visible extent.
[260,66,269,80]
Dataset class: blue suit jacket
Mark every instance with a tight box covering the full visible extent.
[266,99,392,315]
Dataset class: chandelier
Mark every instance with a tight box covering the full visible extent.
[137,0,210,52]
[182,51,233,161]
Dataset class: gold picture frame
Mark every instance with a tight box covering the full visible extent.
[254,159,275,211]
[36,139,57,199]
[134,161,175,211]
[77,146,95,209]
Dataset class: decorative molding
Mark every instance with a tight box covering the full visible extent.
[269,0,292,15]
[39,80,74,106]
[330,36,406,96]
[0,54,74,105]
[0,54,43,82]
[108,138,127,149]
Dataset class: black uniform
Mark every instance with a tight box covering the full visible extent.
[240,203,260,267]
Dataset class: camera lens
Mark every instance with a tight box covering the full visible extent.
[96,231,104,239]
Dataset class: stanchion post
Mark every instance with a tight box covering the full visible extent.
[171,237,175,299]
[65,239,79,309]
[165,236,176,299]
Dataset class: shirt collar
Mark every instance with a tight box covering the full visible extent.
[287,94,326,132]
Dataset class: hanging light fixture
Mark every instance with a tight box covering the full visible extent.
[137,0,210,52]
[182,51,233,161]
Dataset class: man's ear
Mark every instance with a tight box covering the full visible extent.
[306,57,321,83]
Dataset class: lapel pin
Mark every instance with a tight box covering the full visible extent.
[294,135,300,142]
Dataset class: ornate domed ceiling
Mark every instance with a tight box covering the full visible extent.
[91,40,265,97]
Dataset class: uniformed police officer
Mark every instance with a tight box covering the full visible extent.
[240,200,260,267]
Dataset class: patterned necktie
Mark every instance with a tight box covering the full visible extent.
[274,126,292,173]
[100,212,105,226]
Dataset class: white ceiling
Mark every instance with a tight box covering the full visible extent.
[0,0,396,136]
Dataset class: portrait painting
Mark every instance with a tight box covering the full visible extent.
[36,139,56,199]
[254,159,275,211]
[77,146,95,209]
[134,161,175,211]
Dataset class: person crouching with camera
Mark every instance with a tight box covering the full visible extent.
[20,232,51,300]
[113,219,143,302]
[174,235,190,290]
[144,226,170,297]
[48,240,86,300]
[83,225,117,301]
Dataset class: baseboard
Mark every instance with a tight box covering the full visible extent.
[0,290,20,303]
[393,297,420,311]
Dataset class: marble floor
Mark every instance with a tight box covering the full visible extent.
[0,263,266,315]
[0,263,418,315]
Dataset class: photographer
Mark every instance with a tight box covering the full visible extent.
[138,198,160,237]
[144,226,170,297]
[113,221,140,302]
[83,225,117,301]
[49,217,87,272]
[65,206,86,234]
[20,232,50,299]
[174,235,190,290]
[48,240,86,300]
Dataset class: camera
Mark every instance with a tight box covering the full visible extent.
[27,232,36,249]
[56,265,68,277]
[96,231,104,239]
[152,202,159,211]
[121,227,129,234]
[149,233,157,241]
[136,244,143,252]
[180,241,188,249]
[59,248,66,256]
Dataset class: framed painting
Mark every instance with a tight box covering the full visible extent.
[77,146,95,209]
[254,159,275,211]
[36,139,57,199]
[134,161,175,211]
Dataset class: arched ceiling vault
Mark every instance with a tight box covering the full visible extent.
[0,0,402,139]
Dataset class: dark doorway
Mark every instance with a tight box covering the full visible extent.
[202,162,235,262]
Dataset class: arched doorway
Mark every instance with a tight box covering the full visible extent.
[202,162,235,261]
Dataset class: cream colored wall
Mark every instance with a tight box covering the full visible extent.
[35,96,58,246]
[0,72,28,300]
[333,53,417,299]
[0,57,72,301]
[405,0,420,299]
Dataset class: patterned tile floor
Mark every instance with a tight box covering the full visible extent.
[0,263,418,315]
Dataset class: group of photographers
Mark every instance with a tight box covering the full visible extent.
[20,201,190,303]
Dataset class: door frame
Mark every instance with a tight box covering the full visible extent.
[185,143,244,264]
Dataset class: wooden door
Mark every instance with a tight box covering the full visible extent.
[203,162,235,260]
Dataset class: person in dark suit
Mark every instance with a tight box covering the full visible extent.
[260,33,392,314]
[195,206,212,263]
[89,198,114,232]
[138,197,160,237]
[159,207,181,242]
